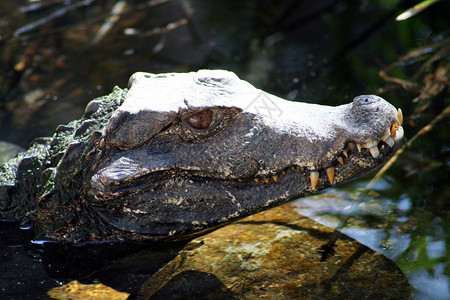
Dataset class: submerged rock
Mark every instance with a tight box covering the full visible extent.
[47,280,129,300]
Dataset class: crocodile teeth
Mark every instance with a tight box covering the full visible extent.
[384,136,395,147]
[391,124,396,137]
[342,150,348,157]
[356,143,362,152]
[369,146,380,158]
[272,175,279,183]
[254,178,260,183]
[337,157,344,165]
[381,130,390,141]
[263,177,270,184]
[394,126,404,141]
[398,108,403,126]
[310,171,319,189]
[363,141,377,149]
[326,167,335,184]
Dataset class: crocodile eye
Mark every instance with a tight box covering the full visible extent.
[187,110,213,129]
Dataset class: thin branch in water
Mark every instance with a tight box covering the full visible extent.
[91,1,127,45]
[13,0,94,37]
[140,18,188,38]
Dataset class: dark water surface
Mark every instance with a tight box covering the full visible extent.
[0,0,448,299]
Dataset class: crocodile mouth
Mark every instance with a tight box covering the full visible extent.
[94,108,404,200]
[235,108,404,190]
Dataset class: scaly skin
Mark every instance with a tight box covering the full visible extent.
[0,70,403,244]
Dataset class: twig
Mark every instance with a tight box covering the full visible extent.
[91,0,127,44]
[13,0,94,37]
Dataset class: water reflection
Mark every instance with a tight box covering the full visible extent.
[293,187,449,299]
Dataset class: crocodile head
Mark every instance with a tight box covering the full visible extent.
[87,70,403,241]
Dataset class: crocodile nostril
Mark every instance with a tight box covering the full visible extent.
[352,95,381,106]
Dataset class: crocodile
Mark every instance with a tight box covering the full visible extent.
[0,70,404,244]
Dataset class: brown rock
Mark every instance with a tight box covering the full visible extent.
[138,204,410,299]
[48,280,129,300]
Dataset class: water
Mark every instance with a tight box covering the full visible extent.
[0,0,449,298]
[293,188,449,299]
